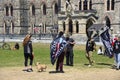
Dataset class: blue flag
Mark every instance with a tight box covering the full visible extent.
[100,29,113,58]
[50,37,67,65]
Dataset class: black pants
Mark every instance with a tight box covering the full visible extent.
[56,52,65,71]
[24,53,33,66]
[66,49,74,65]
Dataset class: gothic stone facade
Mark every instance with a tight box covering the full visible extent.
[0,0,120,41]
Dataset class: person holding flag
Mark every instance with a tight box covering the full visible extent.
[50,31,67,73]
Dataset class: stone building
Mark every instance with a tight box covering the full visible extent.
[0,0,120,41]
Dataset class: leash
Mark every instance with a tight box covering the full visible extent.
[32,54,37,66]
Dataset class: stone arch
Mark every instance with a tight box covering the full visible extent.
[40,1,47,6]
[111,0,115,10]
[40,1,47,33]
[63,21,66,32]
[11,21,14,34]
[107,0,110,11]
[68,18,73,34]
[89,0,92,10]
[4,4,9,16]
[75,20,79,33]
[43,4,46,15]
[30,3,35,16]
[54,3,58,14]
[51,1,58,26]
[40,1,47,15]
[9,4,13,16]
[51,1,58,14]
[79,0,82,10]
[51,0,57,7]
[83,0,88,10]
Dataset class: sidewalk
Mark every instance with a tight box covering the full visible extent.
[0,38,103,45]
[0,38,52,43]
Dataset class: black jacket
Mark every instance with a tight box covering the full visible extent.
[66,38,74,50]
[24,41,33,54]
[113,40,120,54]
[86,40,96,52]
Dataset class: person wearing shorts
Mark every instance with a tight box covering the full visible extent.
[85,38,96,67]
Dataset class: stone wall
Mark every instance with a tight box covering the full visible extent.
[0,0,120,41]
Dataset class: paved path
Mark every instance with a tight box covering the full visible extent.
[0,38,103,45]
[0,67,120,80]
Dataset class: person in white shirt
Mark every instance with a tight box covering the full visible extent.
[97,46,103,55]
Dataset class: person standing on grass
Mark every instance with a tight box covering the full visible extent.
[65,33,75,66]
[113,35,120,70]
[22,34,34,72]
[55,31,66,73]
[50,31,67,73]
[85,37,96,67]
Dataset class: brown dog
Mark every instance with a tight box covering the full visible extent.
[36,62,47,72]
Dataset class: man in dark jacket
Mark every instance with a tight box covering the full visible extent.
[65,33,75,66]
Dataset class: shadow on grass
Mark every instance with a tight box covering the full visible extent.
[84,63,113,68]
[84,64,89,66]
[96,63,113,66]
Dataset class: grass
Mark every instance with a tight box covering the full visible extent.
[0,42,114,69]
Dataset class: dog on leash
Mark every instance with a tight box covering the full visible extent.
[36,62,47,72]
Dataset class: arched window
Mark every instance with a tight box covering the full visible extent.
[111,0,114,10]
[83,0,87,10]
[107,0,110,11]
[79,0,82,10]
[105,16,111,28]
[10,4,13,16]
[32,4,35,16]
[63,22,66,32]
[6,6,9,16]
[89,0,92,10]
[76,21,79,33]
[69,19,73,34]
[54,3,58,14]
[43,4,46,15]
[11,22,14,34]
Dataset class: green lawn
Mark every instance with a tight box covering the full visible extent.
[0,42,114,69]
